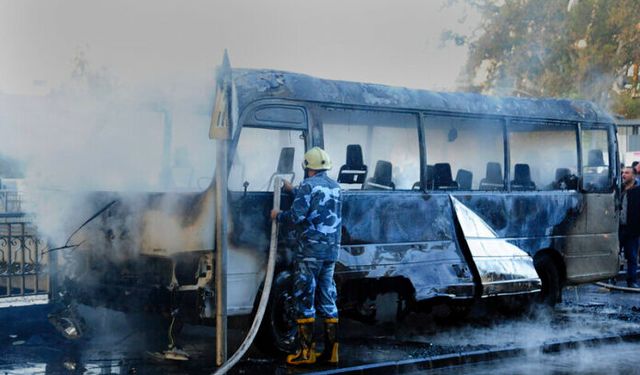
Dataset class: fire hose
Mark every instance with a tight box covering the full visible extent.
[213,177,282,374]
[594,281,640,293]
[594,270,640,293]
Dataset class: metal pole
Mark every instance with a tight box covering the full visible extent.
[211,49,232,367]
[212,177,281,374]
[215,138,228,366]
[160,109,173,190]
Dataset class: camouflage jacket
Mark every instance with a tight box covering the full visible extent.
[277,171,342,260]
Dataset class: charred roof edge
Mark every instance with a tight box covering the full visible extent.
[231,68,614,124]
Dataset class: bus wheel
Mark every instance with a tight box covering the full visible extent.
[534,254,561,306]
[255,271,298,356]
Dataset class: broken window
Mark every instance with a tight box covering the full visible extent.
[321,108,420,190]
[581,127,612,193]
[229,127,305,192]
[423,116,504,191]
[508,121,578,191]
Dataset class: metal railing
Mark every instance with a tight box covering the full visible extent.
[0,189,23,214]
[0,190,49,305]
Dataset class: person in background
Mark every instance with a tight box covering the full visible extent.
[632,161,640,185]
[619,166,640,288]
[270,147,342,365]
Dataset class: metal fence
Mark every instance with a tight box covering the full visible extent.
[0,190,49,305]
[0,189,23,213]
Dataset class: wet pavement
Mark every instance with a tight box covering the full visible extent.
[419,341,640,375]
[1,283,639,374]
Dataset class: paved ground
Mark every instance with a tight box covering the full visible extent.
[0,283,639,374]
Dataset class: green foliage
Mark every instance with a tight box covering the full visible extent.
[612,92,640,118]
[459,0,640,116]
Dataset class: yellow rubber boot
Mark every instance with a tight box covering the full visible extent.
[286,318,316,365]
[317,318,339,364]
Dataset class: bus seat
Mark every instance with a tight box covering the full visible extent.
[337,144,368,185]
[554,167,577,190]
[555,167,570,182]
[363,160,395,190]
[479,162,503,190]
[584,149,609,191]
[456,169,473,190]
[425,164,434,190]
[511,163,536,190]
[268,147,295,188]
[433,163,458,190]
[412,164,436,190]
[277,147,295,174]
[587,149,605,167]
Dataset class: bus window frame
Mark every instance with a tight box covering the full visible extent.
[578,122,616,194]
[422,112,508,193]
[505,119,580,193]
[316,104,423,192]
[230,100,312,180]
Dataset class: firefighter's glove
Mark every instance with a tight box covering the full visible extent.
[270,209,281,221]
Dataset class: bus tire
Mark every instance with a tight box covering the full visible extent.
[534,254,561,306]
[255,271,298,356]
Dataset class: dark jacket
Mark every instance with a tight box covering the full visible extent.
[622,184,640,236]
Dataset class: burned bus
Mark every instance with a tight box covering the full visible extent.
[56,59,620,354]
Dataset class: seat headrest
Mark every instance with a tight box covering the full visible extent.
[346,144,364,169]
[426,165,434,179]
[555,168,570,181]
[587,149,605,167]
[372,160,393,186]
[513,163,532,184]
[456,169,473,190]
[486,162,502,182]
[277,147,295,174]
[434,163,453,186]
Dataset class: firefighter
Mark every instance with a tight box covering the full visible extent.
[270,147,342,365]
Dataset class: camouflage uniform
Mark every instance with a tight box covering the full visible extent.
[277,171,342,319]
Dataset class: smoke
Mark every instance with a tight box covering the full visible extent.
[0,59,218,247]
[425,342,640,374]
[418,301,640,373]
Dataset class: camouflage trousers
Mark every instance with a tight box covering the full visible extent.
[293,257,338,320]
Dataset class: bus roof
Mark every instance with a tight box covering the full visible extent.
[232,68,614,124]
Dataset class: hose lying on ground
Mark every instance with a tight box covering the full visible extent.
[213,177,282,375]
[594,281,640,293]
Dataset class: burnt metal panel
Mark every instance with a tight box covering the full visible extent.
[338,191,475,300]
[450,196,540,297]
[231,69,614,124]
[244,105,308,130]
[228,191,294,251]
[454,192,584,249]
[338,242,474,301]
[453,191,618,284]
[341,191,452,244]
[230,189,478,301]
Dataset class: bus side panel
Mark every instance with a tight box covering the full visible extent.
[338,192,475,301]
[227,191,295,314]
[228,190,476,306]
[456,192,618,283]
[564,193,618,283]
